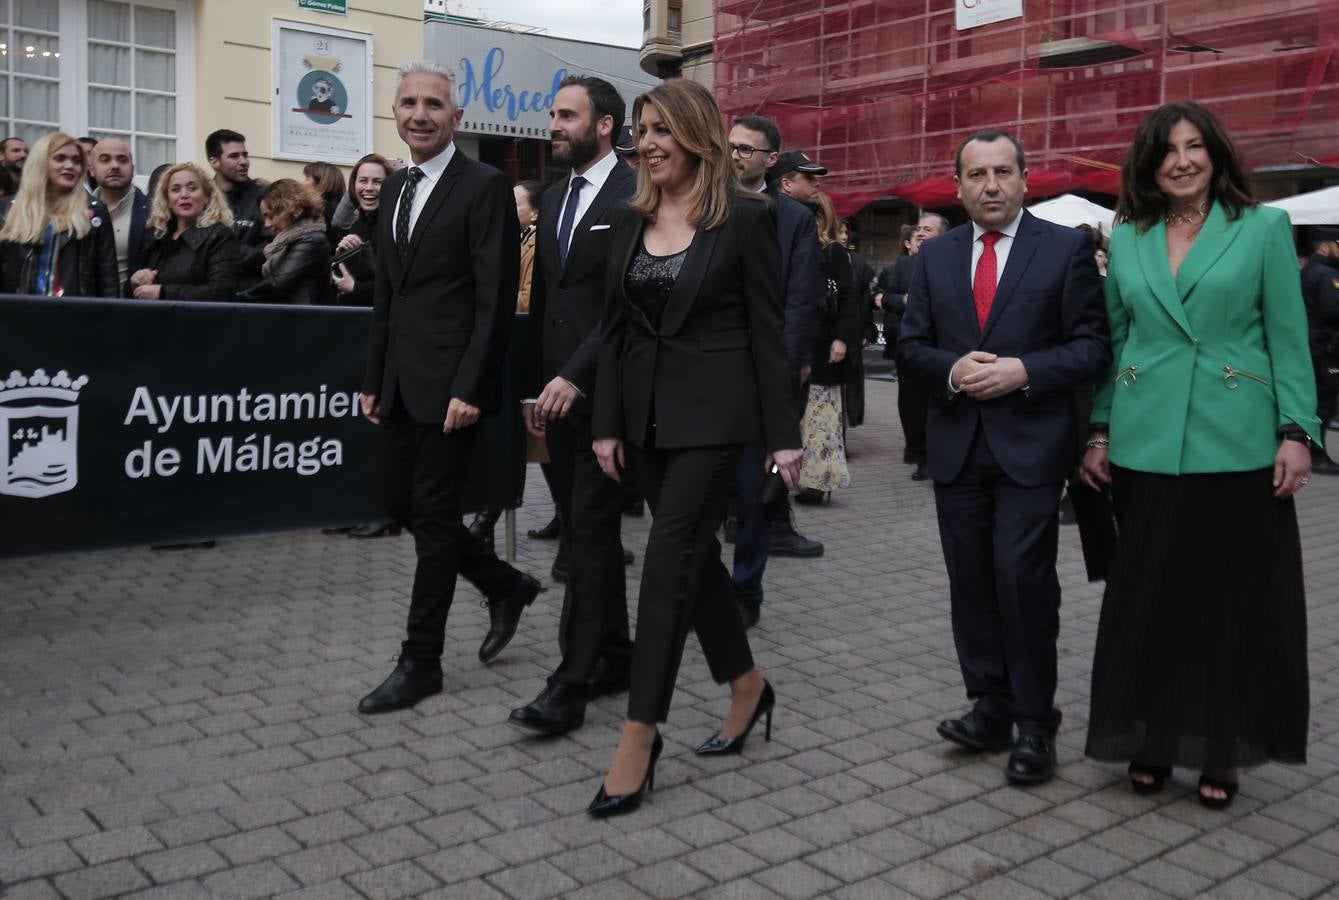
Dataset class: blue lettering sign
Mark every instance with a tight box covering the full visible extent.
[456,46,568,123]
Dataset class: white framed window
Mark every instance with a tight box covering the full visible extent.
[0,0,193,175]
[0,0,64,146]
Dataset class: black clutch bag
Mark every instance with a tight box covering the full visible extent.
[759,464,788,513]
[1068,478,1119,582]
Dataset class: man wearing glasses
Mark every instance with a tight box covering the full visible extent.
[725,115,825,629]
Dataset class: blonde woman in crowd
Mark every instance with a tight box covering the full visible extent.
[129,162,240,301]
[0,132,117,297]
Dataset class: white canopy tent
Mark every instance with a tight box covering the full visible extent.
[1264,185,1339,225]
[1026,193,1116,235]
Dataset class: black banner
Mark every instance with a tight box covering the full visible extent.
[0,297,529,558]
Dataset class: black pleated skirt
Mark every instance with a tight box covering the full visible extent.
[1085,466,1310,770]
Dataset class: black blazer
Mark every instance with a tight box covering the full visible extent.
[0,195,119,297]
[332,211,377,307]
[121,187,151,295]
[897,210,1110,486]
[363,151,519,423]
[593,194,800,453]
[764,183,822,370]
[529,160,636,415]
[237,226,333,306]
[137,222,241,301]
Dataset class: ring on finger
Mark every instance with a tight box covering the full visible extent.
[1300,477,1310,486]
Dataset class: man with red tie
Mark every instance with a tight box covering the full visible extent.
[897,130,1109,785]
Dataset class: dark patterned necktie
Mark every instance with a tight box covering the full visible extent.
[557,175,587,268]
[395,166,424,261]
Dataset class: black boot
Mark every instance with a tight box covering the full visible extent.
[768,505,824,558]
[478,573,541,663]
[527,516,561,539]
[469,510,500,552]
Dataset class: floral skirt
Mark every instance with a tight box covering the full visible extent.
[798,384,850,492]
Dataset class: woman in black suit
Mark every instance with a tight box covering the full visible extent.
[589,78,803,817]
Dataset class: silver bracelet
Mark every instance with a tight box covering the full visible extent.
[1085,437,1110,449]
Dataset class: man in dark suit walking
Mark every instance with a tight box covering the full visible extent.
[508,75,637,734]
[357,60,536,714]
[725,117,824,629]
[898,130,1109,783]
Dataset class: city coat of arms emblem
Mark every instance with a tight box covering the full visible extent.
[1,369,88,498]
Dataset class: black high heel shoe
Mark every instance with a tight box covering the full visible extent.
[695,681,775,755]
[1197,773,1239,810]
[588,731,663,818]
[1128,762,1172,795]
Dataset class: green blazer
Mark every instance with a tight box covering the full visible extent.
[1091,201,1321,474]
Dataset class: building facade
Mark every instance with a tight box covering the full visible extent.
[427,20,655,184]
[712,0,1339,221]
[639,0,714,85]
[8,0,423,182]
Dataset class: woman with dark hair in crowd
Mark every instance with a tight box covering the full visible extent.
[146,162,173,201]
[128,162,241,301]
[239,179,333,305]
[303,160,345,233]
[795,191,859,503]
[588,78,801,817]
[0,131,117,296]
[330,153,391,307]
[1081,101,1318,808]
[514,179,541,313]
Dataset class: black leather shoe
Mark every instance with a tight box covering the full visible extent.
[527,517,561,540]
[550,556,569,584]
[509,682,586,735]
[911,464,928,481]
[358,657,443,713]
[937,711,1014,752]
[588,731,663,818]
[739,603,760,630]
[622,498,645,517]
[478,573,541,663]
[1006,734,1057,784]
[349,522,402,539]
[623,548,635,566]
[587,657,631,698]
[696,681,775,755]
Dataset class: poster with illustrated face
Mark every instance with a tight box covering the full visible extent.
[272,20,372,164]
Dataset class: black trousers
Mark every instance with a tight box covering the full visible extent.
[933,428,1064,736]
[626,443,754,723]
[1316,357,1338,427]
[383,400,520,660]
[898,375,929,465]
[545,412,632,685]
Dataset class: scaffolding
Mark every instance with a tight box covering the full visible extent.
[714,1,1339,214]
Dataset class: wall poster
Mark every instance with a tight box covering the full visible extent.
[272,19,372,164]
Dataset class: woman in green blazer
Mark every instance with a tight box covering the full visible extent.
[1080,101,1320,809]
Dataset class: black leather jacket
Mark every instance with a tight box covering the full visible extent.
[238,225,334,305]
[331,211,377,307]
[0,194,119,297]
[136,222,242,301]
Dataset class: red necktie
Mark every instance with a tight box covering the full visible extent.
[974,231,1002,329]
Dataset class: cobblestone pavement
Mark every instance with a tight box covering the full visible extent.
[4,380,1339,899]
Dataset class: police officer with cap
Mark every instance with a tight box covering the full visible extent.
[613,125,638,170]
[1301,225,1339,474]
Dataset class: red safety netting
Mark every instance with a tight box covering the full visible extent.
[713,0,1339,216]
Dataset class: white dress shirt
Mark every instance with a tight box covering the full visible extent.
[950,209,1028,393]
[556,149,619,256]
[969,209,1024,289]
[393,142,456,243]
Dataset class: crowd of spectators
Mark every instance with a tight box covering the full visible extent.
[0,129,386,307]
